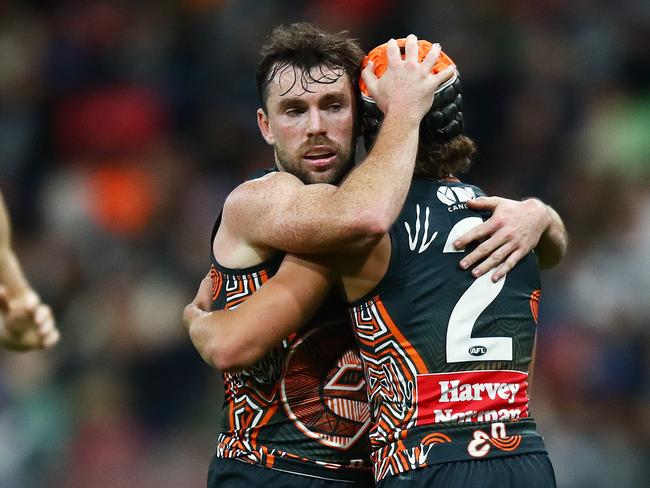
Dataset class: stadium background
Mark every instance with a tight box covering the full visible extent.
[0,1,647,486]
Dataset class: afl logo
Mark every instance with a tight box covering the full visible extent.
[281,323,371,450]
[436,186,476,206]
[468,345,487,357]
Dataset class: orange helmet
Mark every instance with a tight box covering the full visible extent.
[360,38,464,149]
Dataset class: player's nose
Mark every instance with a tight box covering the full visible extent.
[305,108,326,136]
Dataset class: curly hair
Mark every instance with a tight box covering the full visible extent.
[414,134,476,179]
[256,23,365,111]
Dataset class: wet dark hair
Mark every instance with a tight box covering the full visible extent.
[256,23,365,112]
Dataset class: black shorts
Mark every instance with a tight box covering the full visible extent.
[377,453,556,488]
[207,456,374,488]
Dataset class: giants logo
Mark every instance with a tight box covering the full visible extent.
[281,322,371,450]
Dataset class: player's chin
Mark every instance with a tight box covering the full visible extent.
[302,167,342,185]
[316,160,353,185]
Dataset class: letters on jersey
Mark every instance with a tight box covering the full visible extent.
[348,180,547,483]
[416,370,529,425]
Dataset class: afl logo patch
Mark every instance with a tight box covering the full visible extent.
[468,345,487,357]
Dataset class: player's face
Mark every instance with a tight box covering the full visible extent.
[257,64,357,185]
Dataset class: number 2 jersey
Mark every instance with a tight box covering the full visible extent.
[348,179,548,483]
[206,171,373,484]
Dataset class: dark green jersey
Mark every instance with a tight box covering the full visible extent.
[208,170,372,484]
[348,179,546,482]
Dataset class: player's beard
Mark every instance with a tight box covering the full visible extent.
[274,138,356,185]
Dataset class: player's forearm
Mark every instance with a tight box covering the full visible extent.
[0,250,32,298]
[186,312,226,369]
[0,196,32,298]
[186,269,331,372]
[273,113,421,254]
[187,301,310,373]
[189,317,281,373]
[534,203,568,269]
[274,116,419,253]
[334,110,420,235]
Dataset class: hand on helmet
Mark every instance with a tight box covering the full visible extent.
[361,35,456,125]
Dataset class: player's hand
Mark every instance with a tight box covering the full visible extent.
[453,197,551,282]
[362,35,456,123]
[182,275,213,333]
[0,287,60,351]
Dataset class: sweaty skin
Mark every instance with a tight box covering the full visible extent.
[186,36,457,372]
[184,35,568,371]
[186,196,567,372]
[455,197,568,281]
[217,39,455,265]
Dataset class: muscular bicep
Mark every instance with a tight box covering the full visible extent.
[202,253,334,372]
[223,173,379,254]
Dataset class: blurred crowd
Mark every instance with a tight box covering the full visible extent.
[0,1,648,487]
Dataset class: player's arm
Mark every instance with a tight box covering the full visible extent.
[0,193,59,351]
[227,38,456,254]
[534,203,567,269]
[0,194,35,298]
[183,254,332,372]
[452,196,568,281]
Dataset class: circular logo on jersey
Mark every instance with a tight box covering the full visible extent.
[436,185,477,206]
[209,265,223,301]
[281,322,371,450]
[468,345,487,357]
[436,186,458,205]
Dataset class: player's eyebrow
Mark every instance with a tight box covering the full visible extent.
[318,92,349,106]
[276,97,307,112]
[276,91,348,111]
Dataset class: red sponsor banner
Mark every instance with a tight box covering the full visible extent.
[415,370,529,426]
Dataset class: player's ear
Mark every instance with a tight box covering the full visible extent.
[257,108,275,145]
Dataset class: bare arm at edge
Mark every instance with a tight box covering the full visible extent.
[0,193,60,351]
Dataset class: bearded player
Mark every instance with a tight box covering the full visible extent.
[185,26,566,487]
[188,26,458,488]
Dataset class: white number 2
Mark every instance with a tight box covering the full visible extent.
[442,217,512,362]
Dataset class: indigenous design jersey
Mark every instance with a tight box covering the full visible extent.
[348,180,546,482]
[208,172,372,483]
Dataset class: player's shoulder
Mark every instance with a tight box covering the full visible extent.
[240,170,304,194]
[228,171,296,202]
[221,171,309,228]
